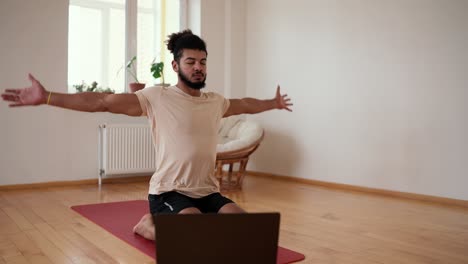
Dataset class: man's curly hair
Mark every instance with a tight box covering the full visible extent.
[166,29,207,63]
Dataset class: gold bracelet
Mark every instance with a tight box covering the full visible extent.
[47,91,52,105]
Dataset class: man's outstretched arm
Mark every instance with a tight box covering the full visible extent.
[1,74,142,116]
[223,85,293,117]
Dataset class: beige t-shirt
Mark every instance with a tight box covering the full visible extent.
[135,86,230,198]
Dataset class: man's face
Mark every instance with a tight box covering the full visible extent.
[173,49,207,90]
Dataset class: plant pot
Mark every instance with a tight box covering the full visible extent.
[129,82,146,93]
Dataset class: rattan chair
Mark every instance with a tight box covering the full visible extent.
[215,116,264,190]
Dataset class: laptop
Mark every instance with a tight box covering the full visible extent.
[153,213,280,264]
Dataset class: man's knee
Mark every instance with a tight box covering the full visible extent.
[218,203,246,213]
[179,207,202,214]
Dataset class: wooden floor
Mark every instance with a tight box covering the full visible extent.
[1,175,467,264]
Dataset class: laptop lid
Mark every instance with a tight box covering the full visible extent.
[153,213,280,264]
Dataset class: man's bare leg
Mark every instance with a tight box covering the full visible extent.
[179,207,203,214]
[133,207,202,241]
[218,203,246,213]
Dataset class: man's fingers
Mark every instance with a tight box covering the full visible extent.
[281,101,293,112]
[29,73,43,86]
[276,85,293,112]
[28,73,37,83]
[4,89,21,94]
[2,94,18,101]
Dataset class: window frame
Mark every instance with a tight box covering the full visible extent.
[69,0,187,93]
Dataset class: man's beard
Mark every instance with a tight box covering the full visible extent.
[178,70,206,90]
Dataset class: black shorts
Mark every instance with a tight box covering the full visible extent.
[148,191,234,214]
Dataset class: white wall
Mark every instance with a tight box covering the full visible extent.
[224,0,246,99]
[246,0,468,200]
[188,0,246,97]
[0,0,147,185]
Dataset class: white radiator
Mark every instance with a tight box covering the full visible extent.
[98,124,156,185]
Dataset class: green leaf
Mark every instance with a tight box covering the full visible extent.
[150,62,164,80]
[126,56,137,69]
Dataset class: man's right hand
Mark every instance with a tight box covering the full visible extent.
[1,74,48,107]
[2,73,143,116]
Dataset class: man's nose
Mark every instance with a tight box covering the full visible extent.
[193,62,203,71]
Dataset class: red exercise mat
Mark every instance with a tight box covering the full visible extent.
[71,200,305,263]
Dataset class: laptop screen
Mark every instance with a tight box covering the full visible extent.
[153,213,280,264]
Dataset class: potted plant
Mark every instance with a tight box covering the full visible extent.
[126,56,146,93]
[150,59,169,87]
[73,81,115,94]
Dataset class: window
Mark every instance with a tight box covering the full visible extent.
[68,0,183,93]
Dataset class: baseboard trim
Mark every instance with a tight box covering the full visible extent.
[0,175,151,191]
[3,173,466,209]
[247,171,468,209]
